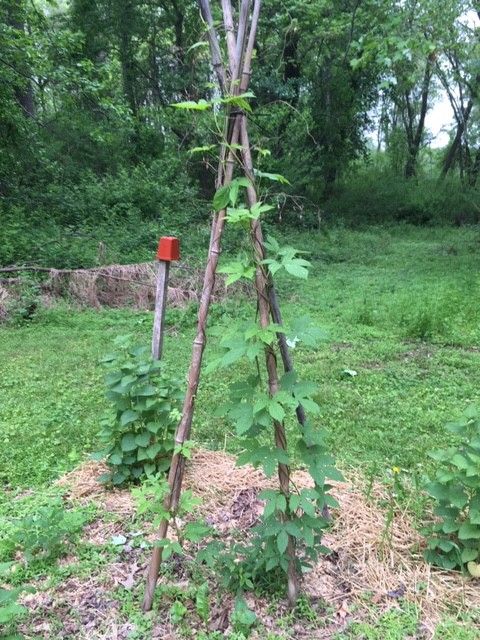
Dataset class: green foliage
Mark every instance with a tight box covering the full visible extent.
[262,237,311,279]
[1,274,41,325]
[206,177,341,595]
[0,498,86,567]
[0,562,29,629]
[2,227,480,490]
[195,583,210,622]
[0,155,201,269]
[325,165,480,227]
[424,406,480,573]
[169,599,187,624]
[231,596,257,636]
[335,603,420,640]
[95,337,183,485]
[133,473,211,560]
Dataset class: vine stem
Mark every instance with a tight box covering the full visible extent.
[238,112,300,606]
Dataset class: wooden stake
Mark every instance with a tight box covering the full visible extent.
[151,237,180,360]
[152,261,170,360]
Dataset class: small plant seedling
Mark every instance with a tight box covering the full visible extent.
[3,499,86,564]
[0,562,32,629]
[231,596,257,636]
[170,600,187,624]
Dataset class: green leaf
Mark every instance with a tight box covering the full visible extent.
[289,494,301,511]
[109,452,123,465]
[218,260,256,285]
[445,420,469,435]
[105,372,122,386]
[249,202,274,218]
[461,548,479,562]
[121,433,137,452]
[464,405,478,419]
[120,410,139,427]
[213,185,231,211]
[184,521,212,543]
[146,422,161,434]
[188,144,216,155]
[146,443,162,459]
[276,494,287,513]
[195,583,210,622]
[218,92,255,112]
[284,261,309,279]
[458,522,480,540]
[263,497,276,519]
[143,463,156,476]
[254,170,290,185]
[268,400,285,422]
[266,557,279,571]
[133,384,157,397]
[232,596,257,628]
[99,353,119,363]
[0,601,27,624]
[172,99,211,111]
[135,432,151,447]
[285,521,303,538]
[277,529,288,554]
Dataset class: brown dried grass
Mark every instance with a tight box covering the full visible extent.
[0,283,10,321]
[44,262,249,310]
[55,450,480,633]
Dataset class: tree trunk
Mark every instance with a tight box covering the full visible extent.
[402,55,434,178]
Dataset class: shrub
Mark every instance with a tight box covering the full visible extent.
[324,167,480,227]
[94,337,183,485]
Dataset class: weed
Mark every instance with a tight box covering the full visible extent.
[0,498,86,565]
[292,594,319,623]
[334,603,419,639]
[0,562,31,630]
[170,600,188,624]
[231,595,257,636]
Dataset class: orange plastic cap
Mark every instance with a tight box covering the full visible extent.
[156,237,180,261]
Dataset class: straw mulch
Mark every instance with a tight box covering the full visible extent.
[0,283,10,321]
[0,262,252,321]
[44,262,249,310]
[55,449,480,634]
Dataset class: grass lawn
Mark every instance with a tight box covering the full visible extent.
[1,224,480,637]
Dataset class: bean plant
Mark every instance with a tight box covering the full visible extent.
[146,45,343,602]
[424,406,480,575]
[94,336,183,485]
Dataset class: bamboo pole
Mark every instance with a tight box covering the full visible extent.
[142,0,259,611]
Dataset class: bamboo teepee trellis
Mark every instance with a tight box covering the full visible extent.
[143,0,306,610]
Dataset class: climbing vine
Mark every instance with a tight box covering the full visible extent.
[204,174,342,586]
